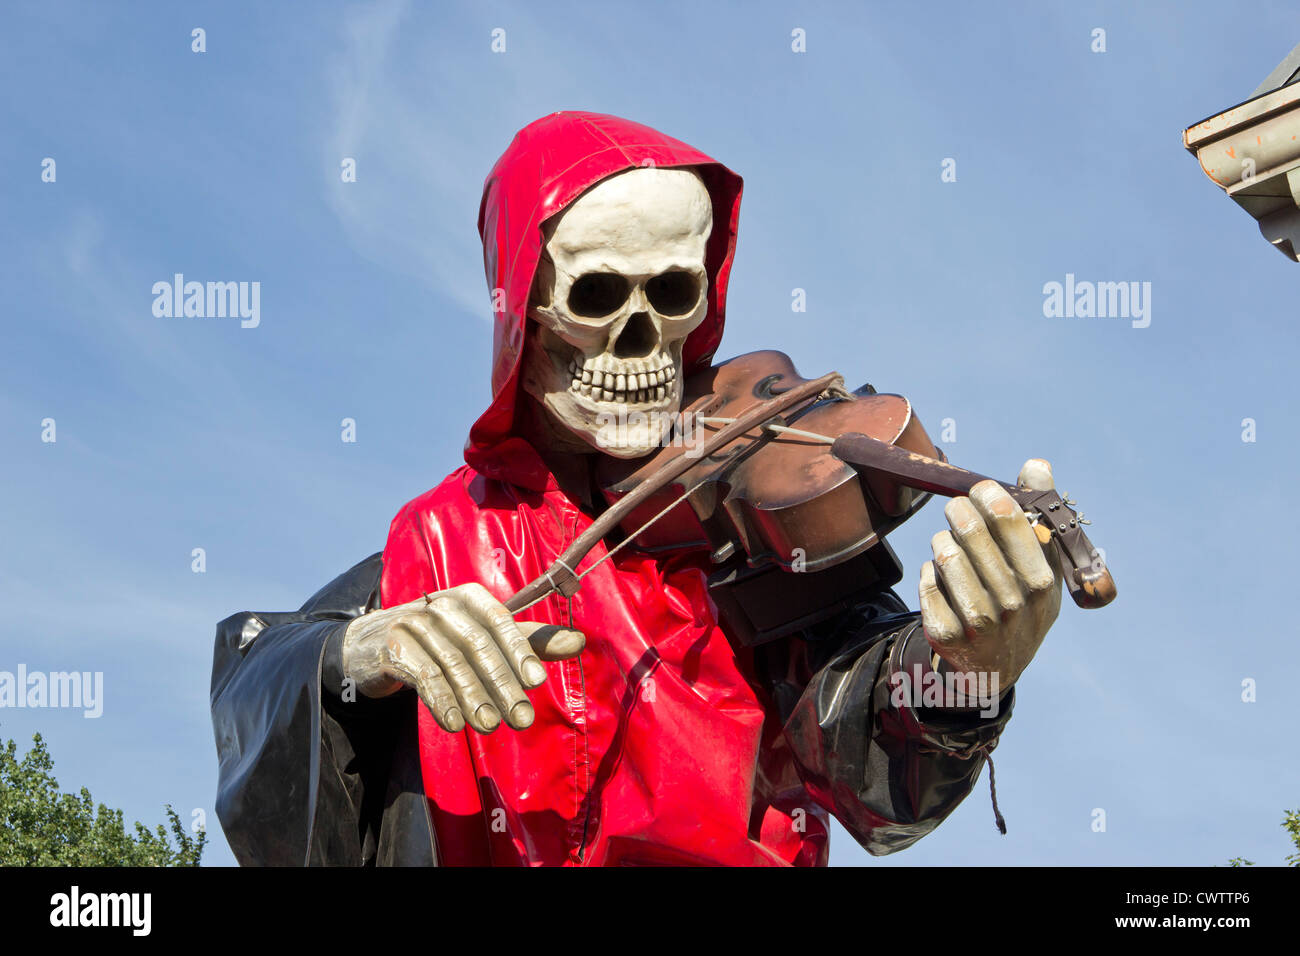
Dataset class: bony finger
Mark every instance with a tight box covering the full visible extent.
[919,560,962,645]
[451,583,546,688]
[398,619,501,733]
[424,600,532,730]
[1018,458,1054,492]
[518,621,586,661]
[931,530,999,638]
[414,668,465,734]
[380,643,465,733]
[1014,459,1064,584]
[969,480,1055,592]
[944,496,1023,612]
[450,695,499,734]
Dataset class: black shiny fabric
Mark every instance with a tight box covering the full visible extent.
[210,553,437,866]
[765,595,1014,855]
[211,556,1012,865]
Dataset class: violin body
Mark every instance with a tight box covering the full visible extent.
[594,351,942,644]
[599,350,940,572]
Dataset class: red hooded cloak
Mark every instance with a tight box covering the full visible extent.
[211,112,1013,869]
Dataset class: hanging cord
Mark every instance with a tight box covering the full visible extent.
[986,753,1007,835]
[918,736,1007,835]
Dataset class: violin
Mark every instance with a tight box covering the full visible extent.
[506,350,1115,645]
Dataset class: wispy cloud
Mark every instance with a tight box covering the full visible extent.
[324,0,492,320]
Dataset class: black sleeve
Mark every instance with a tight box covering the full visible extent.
[209,553,437,866]
[759,590,1015,856]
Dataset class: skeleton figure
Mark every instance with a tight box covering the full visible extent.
[212,112,1063,866]
[520,167,712,456]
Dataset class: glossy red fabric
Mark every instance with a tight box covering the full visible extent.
[380,111,828,865]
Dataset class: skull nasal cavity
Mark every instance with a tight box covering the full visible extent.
[614,312,658,358]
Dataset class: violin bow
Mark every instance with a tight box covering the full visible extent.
[504,371,1116,615]
[503,372,845,614]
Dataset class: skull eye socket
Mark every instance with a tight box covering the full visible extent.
[568,273,630,318]
[645,271,701,316]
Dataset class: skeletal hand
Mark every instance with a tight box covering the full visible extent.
[341,583,585,734]
[918,458,1063,689]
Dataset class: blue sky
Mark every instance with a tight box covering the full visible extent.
[1,0,1297,867]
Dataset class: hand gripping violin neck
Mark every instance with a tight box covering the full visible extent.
[506,351,1116,646]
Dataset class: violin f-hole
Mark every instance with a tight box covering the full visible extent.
[753,373,789,400]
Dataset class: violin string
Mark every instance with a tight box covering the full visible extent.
[557,419,836,598]
[511,475,715,617]
[516,389,846,616]
[766,423,836,444]
[577,475,715,579]
[694,416,836,445]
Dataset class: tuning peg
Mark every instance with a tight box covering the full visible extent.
[1077,513,1091,525]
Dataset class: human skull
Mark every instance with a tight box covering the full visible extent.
[520,166,712,458]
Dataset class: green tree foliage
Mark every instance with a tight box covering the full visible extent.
[0,733,205,866]
[1284,809,1300,867]
[1227,808,1300,867]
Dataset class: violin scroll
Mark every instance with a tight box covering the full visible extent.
[1013,485,1117,609]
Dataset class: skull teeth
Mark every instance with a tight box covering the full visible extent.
[568,354,676,405]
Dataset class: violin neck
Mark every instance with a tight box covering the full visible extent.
[830,432,1010,500]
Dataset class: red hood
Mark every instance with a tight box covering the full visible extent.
[467,111,743,488]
